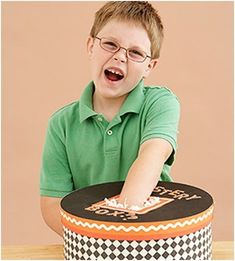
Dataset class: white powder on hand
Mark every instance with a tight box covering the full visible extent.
[104,196,160,211]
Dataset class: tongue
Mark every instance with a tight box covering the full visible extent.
[105,70,123,81]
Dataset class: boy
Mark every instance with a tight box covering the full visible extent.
[40,1,180,236]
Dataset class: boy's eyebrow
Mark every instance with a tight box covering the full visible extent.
[99,35,149,52]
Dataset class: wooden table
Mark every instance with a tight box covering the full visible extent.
[2,241,233,260]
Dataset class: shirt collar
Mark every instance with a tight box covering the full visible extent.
[118,79,145,117]
[79,79,145,123]
[79,81,97,123]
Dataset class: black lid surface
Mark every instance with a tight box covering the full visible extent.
[61,181,213,223]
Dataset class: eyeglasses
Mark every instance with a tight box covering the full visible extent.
[94,36,151,63]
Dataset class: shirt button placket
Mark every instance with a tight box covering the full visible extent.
[105,128,118,155]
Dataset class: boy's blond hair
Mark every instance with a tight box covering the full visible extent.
[90,1,164,59]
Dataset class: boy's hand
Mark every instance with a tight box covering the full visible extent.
[118,138,172,208]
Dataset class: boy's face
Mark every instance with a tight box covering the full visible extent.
[87,19,157,102]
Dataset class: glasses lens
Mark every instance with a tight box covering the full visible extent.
[127,48,146,62]
[100,38,119,52]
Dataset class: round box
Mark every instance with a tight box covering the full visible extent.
[60,181,214,260]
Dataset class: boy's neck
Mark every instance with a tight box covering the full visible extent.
[93,92,127,122]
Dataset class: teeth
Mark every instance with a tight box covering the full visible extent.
[107,69,123,76]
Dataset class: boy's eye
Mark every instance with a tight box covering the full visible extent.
[102,40,118,51]
[128,49,145,59]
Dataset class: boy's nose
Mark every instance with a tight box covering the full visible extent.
[113,48,127,63]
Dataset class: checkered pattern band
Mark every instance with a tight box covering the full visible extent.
[63,223,212,260]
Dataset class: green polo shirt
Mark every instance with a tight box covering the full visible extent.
[40,80,180,197]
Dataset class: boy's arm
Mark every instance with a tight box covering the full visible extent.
[40,196,63,237]
[118,138,172,207]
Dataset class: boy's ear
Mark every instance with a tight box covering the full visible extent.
[143,59,158,78]
[87,36,94,58]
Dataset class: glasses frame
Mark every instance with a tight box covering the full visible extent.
[94,36,152,63]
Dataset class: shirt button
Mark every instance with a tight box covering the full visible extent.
[107,130,113,135]
[97,117,103,122]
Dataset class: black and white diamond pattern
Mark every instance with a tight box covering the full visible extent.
[63,223,212,260]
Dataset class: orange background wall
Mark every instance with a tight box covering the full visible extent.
[2,2,233,245]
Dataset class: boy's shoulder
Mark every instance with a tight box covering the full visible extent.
[143,85,179,101]
[49,100,80,123]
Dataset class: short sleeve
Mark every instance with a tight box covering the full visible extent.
[140,89,180,166]
[40,115,74,197]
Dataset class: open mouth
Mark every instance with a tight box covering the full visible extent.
[104,68,124,82]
